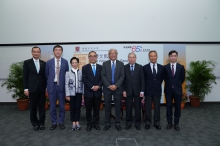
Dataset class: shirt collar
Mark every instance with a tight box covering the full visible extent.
[72,68,78,72]
[90,63,96,66]
[33,58,39,61]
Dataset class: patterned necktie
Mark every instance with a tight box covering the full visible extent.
[35,60,39,73]
[111,61,115,84]
[153,64,156,78]
[56,59,60,85]
[131,65,134,76]
[172,64,174,77]
[92,64,96,76]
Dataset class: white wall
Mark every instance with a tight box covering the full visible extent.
[1,0,220,44]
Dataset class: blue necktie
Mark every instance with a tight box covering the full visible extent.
[92,64,96,76]
[35,60,39,73]
[131,65,134,76]
[111,61,115,84]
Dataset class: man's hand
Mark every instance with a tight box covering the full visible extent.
[65,96,70,101]
[92,86,100,91]
[109,85,117,91]
[140,92,144,97]
[123,91,127,97]
[24,90,29,96]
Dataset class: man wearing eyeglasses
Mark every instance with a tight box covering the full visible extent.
[82,51,103,131]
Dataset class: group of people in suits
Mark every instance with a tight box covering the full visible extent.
[23,45,185,132]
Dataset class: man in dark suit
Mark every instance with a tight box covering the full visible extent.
[123,52,144,130]
[23,46,46,131]
[82,51,103,131]
[45,45,69,130]
[101,48,124,131]
[143,50,164,130]
[164,50,185,131]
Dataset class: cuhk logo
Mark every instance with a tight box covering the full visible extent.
[132,46,142,52]
[75,46,81,53]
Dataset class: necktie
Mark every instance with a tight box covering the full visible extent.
[111,61,115,84]
[56,59,60,85]
[92,64,96,76]
[153,64,156,78]
[171,64,174,77]
[35,60,39,73]
[131,65,134,76]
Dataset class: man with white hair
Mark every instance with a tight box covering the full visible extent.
[101,49,124,131]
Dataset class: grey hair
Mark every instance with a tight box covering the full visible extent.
[148,50,158,57]
[108,48,118,54]
[128,52,136,58]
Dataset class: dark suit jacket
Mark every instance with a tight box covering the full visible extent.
[164,63,185,96]
[143,63,164,97]
[45,58,69,93]
[82,63,103,98]
[123,63,145,97]
[101,60,124,94]
[23,58,46,93]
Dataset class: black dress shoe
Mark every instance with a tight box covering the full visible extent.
[50,125,57,130]
[125,125,131,130]
[103,125,111,131]
[154,124,161,130]
[174,124,180,131]
[39,125,45,130]
[93,124,101,130]
[145,124,150,130]
[166,123,173,129]
[135,125,141,130]
[86,125,92,131]
[59,124,65,130]
[33,126,39,131]
[115,125,122,131]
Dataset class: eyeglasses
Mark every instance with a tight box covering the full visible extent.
[89,56,97,58]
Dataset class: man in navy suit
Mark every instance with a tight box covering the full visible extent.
[45,45,69,130]
[143,50,164,130]
[123,52,144,130]
[82,51,103,131]
[23,46,46,131]
[164,50,185,131]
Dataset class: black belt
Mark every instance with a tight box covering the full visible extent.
[54,82,57,84]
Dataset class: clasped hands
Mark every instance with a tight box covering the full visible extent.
[108,85,117,91]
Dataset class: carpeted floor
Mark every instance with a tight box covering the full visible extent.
[0,102,220,146]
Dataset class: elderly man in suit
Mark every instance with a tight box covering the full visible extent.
[23,46,46,131]
[143,50,164,130]
[123,52,144,130]
[45,45,69,130]
[82,51,103,131]
[164,50,185,131]
[101,48,124,131]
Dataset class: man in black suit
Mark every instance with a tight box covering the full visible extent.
[101,49,124,131]
[164,50,185,131]
[82,51,103,131]
[143,50,164,130]
[123,52,144,130]
[23,46,46,131]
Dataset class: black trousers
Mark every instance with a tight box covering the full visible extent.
[70,93,82,122]
[125,92,141,126]
[165,89,181,124]
[145,95,161,125]
[104,92,121,126]
[84,95,101,125]
[29,87,45,127]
